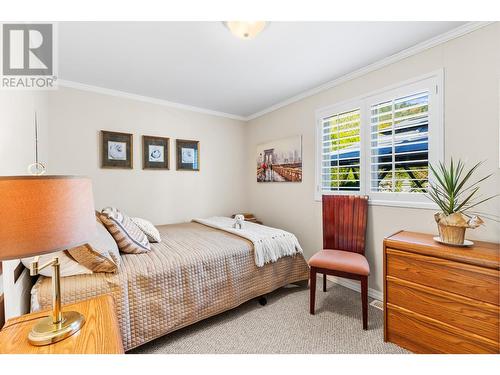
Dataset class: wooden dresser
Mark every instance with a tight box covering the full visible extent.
[383,231,500,354]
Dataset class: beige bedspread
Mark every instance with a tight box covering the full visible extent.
[31,222,309,351]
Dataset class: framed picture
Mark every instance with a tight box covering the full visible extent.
[101,131,133,169]
[256,135,302,182]
[142,135,169,169]
[176,139,200,171]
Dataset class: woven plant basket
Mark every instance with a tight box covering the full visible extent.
[437,223,466,245]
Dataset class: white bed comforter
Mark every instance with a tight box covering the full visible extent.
[193,216,303,267]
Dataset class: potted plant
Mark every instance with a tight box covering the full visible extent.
[427,159,497,245]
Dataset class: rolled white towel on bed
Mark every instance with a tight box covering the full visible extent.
[193,216,303,267]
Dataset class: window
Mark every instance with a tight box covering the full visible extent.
[321,108,361,192]
[315,71,443,207]
[370,91,429,194]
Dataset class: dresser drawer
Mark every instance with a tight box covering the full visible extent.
[386,306,500,354]
[386,248,500,305]
[387,277,500,342]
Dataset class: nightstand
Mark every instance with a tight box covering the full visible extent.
[0,294,124,354]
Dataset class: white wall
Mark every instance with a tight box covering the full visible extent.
[0,90,49,318]
[245,23,500,294]
[47,87,247,225]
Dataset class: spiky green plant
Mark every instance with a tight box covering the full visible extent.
[427,159,497,217]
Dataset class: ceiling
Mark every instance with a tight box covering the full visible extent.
[59,22,466,118]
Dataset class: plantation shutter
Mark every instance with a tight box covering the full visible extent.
[320,108,361,193]
[369,91,430,193]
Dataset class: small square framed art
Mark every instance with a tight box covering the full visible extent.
[143,135,169,170]
[101,130,133,169]
[176,139,200,171]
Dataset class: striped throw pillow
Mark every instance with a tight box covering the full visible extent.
[99,207,151,254]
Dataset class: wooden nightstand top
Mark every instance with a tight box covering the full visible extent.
[0,294,124,354]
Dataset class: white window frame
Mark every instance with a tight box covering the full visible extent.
[316,100,365,196]
[315,70,444,209]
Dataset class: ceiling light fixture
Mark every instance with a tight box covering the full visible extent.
[223,21,268,40]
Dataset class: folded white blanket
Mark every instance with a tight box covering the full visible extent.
[193,216,303,267]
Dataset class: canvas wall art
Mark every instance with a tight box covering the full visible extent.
[256,135,302,182]
[101,130,133,169]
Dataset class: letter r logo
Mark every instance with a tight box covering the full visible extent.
[2,24,53,75]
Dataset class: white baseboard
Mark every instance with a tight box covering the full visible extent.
[323,275,383,301]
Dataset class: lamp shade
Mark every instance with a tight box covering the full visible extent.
[0,176,96,260]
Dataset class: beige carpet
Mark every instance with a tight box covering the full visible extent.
[130,282,408,354]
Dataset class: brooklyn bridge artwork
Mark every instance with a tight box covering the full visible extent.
[256,135,302,182]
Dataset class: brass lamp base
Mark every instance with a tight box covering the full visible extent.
[28,311,85,346]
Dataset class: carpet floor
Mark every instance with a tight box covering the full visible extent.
[130,282,408,354]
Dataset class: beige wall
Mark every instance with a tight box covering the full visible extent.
[0,91,49,176]
[245,23,500,293]
[0,90,49,318]
[47,87,247,225]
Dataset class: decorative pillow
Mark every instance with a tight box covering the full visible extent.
[67,219,121,273]
[99,207,151,254]
[21,251,92,277]
[131,217,161,243]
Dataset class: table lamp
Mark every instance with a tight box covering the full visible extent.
[0,176,96,345]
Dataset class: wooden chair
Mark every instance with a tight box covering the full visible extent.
[308,195,370,329]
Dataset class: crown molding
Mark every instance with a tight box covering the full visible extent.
[57,80,247,121]
[245,21,494,121]
[58,22,494,123]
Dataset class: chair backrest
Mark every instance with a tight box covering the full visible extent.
[322,195,369,254]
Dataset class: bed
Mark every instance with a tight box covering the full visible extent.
[31,221,309,351]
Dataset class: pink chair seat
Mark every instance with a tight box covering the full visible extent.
[309,249,370,276]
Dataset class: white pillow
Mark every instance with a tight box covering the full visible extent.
[131,217,161,243]
[22,251,92,277]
